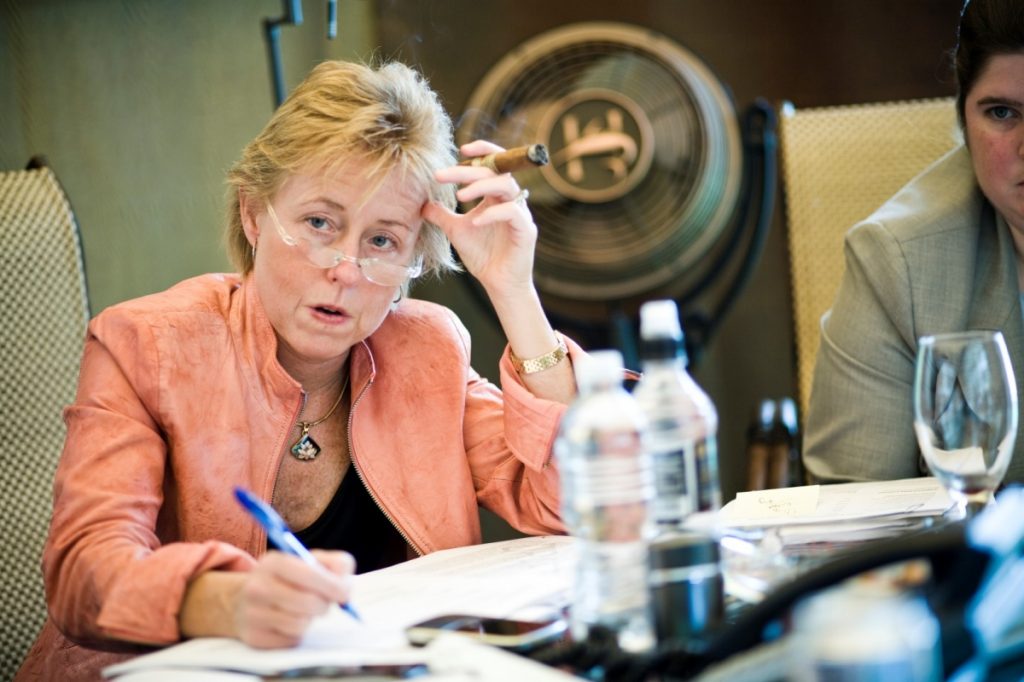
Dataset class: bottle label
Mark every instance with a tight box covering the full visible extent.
[576,456,654,506]
[650,446,696,524]
[694,437,721,512]
[568,457,654,543]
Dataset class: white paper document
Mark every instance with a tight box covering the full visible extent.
[721,477,954,528]
[354,533,575,628]
[103,535,574,679]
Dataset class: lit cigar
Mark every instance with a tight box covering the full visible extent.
[459,144,549,174]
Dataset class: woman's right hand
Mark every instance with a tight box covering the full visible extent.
[180,550,355,648]
[233,550,355,648]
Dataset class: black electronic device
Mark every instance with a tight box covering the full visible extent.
[532,487,1024,681]
[264,662,428,680]
[406,614,568,652]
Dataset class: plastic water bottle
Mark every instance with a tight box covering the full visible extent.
[792,583,941,681]
[554,350,656,652]
[633,299,721,524]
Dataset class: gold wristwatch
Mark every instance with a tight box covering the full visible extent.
[510,333,568,375]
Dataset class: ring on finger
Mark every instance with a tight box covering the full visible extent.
[513,189,530,207]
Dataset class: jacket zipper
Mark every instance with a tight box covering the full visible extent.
[347,375,424,557]
[263,392,306,555]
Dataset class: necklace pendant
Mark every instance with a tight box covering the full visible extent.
[290,375,348,462]
[291,432,321,461]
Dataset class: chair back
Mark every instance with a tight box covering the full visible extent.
[0,163,89,679]
[779,98,960,417]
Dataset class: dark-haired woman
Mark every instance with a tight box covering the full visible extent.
[804,0,1024,483]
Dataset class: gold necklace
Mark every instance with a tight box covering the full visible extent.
[290,376,349,461]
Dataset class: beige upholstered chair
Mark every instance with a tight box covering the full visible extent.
[779,98,961,418]
[0,162,89,679]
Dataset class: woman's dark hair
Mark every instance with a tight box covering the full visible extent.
[954,0,1024,127]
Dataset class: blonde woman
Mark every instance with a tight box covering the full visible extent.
[18,60,578,680]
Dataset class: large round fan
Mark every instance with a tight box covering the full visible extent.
[458,22,743,321]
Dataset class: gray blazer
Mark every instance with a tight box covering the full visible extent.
[803,145,1024,484]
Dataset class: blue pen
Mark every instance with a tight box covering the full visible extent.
[234,486,361,621]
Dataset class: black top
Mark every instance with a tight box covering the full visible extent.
[290,468,409,574]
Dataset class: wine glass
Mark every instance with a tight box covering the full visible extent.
[913,330,1018,517]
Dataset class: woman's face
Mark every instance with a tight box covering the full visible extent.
[241,159,426,375]
[965,52,1024,233]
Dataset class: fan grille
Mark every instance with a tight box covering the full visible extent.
[459,23,742,306]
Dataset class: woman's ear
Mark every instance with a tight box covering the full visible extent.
[238,190,261,248]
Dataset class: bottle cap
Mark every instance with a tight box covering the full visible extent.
[778,397,799,437]
[639,300,687,363]
[573,349,624,393]
[639,300,683,341]
[747,399,778,441]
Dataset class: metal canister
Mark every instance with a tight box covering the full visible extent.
[647,531,724,644]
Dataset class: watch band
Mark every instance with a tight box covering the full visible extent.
[510,333,569,375]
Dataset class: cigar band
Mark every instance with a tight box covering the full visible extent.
[469,155,500,174]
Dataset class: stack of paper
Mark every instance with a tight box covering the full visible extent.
[718,477,955,546]
[103,535,575,680]
[702,478,956,602]
[354,533,575,628]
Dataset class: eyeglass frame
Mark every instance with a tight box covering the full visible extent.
[265,202,424,287]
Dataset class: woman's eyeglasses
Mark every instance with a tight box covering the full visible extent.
[266,203,423,287]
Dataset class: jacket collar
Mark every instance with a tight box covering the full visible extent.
[969,207,1024,352]
[969,207,1019,328]
[233,276,300,408]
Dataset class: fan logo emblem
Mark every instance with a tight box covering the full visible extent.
[539,88,654,203]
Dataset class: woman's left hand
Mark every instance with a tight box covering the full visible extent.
[422,140,538,298]
[423,140,576,403]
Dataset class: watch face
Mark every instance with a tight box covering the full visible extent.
[458,22,742,317]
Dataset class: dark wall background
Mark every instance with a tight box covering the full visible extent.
[1,0,964,542]
[375,0,962,536]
